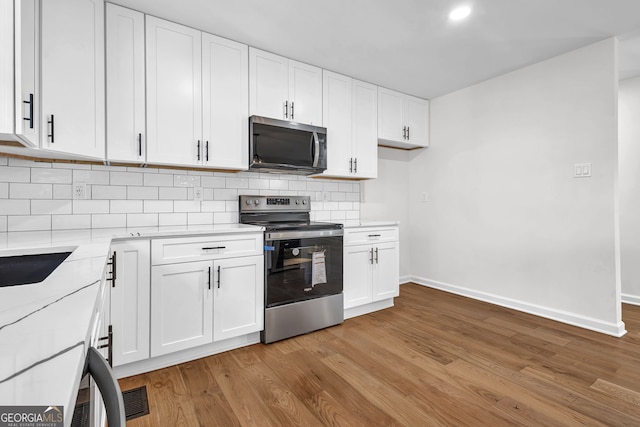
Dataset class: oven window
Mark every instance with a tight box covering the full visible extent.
[265,235,343,307]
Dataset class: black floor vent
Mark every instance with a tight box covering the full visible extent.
[123,385,150,421]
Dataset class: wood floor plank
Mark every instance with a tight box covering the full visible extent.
[120,284,640,426]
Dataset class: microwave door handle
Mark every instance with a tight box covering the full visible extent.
[312,131,320,167]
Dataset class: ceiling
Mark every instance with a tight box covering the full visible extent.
[113,0,640,99]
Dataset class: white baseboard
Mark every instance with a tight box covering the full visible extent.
[622,293,640,306]
[344,299,394,319]
[399,275,412,284]
[113,332,261,379]
[411,276,627,337]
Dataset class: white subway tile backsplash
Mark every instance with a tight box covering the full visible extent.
[0,200,30,215]
[201,201,225,212]
[0,167,30,183]
[127,213,159,227]
[10,183,52,199]
[0,159,360,232]
[31,168,72,184]
[128,186,159,200]
[31,200,72,215]
[144,200,174,213]
[159,187,188,200]
[91,214,127,228]
[213,188,237,200]
[73,170,109,185]
[144,173,174,187]
[52,214,91,230]
[53,184,72,200]
[159,213,187,226]
[213,212,237,224]
[187,212,213,225]
[8,215,51,231]
[92,185,127,200]
[72,200,110,214]
[110,200,143,214]
[173,200,201,213]
[269,179,288,190]
[110,171,143,186]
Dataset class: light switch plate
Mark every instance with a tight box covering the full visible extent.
[574,163,592,178]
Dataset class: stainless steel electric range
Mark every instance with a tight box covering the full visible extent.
[239,195,344,343]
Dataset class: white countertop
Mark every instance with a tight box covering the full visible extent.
[344,220,400,228]
[0,223,263,426]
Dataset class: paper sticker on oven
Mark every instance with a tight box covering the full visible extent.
[312,250,327,286]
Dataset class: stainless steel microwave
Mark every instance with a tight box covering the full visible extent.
[249,116,327,175]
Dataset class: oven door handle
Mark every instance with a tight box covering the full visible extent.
[84,347,126,427]
[266,228,343,241]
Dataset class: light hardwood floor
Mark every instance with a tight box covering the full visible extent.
[119,284,640,426]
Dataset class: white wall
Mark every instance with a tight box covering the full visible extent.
[360,147,412,280]
[619,75,640,305]
[408,38,624,336]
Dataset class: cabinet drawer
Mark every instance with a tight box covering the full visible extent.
[152,233,263,265]
[344,227,398,246]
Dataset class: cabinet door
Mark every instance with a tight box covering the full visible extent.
[249,48,288,120]
[151,261,213,356]
[377,87,404,144]
[146,16,202,166]
[288,59,322,125]
[40,0,104,158]
[352,79,377,178]
[14,0,38,147]
[405,95,429,148]
[213,255,264,341]
[202,33,248,170]
[373,242,399,301]
[110,240,150,367]
[344,245,374,309]
[106,4,146,163]
[322,70,352,177]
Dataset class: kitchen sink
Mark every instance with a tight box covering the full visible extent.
[0,250,73,287]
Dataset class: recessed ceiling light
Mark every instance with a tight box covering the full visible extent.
[449,6,471,21]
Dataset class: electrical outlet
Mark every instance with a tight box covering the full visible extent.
[322,191,330,202]
[73,183,87,200]
[194,186,203,201]
[421,192,429,202]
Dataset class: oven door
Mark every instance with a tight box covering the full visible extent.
[264,229,343,307]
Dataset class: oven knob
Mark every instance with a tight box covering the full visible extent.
[245,199,252,205]
[295,200,300,205]
[254,199,260,205]
[302,199,307,205]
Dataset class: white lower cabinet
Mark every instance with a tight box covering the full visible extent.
[151,260,214,356]
[148,232,264,358]
[213,255,264,341]
[110,240,150,367]
[344,226,399,313]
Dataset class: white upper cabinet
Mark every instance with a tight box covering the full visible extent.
[146,16,202,167]
[378,87,429,149]
[106,3,146,164]
[249,48,322,126]
[14,0,39,147]
[202,33,248,170]
[40,0,105,158]
[322,70,377,179]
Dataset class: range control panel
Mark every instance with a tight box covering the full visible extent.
[240,195,310,213]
